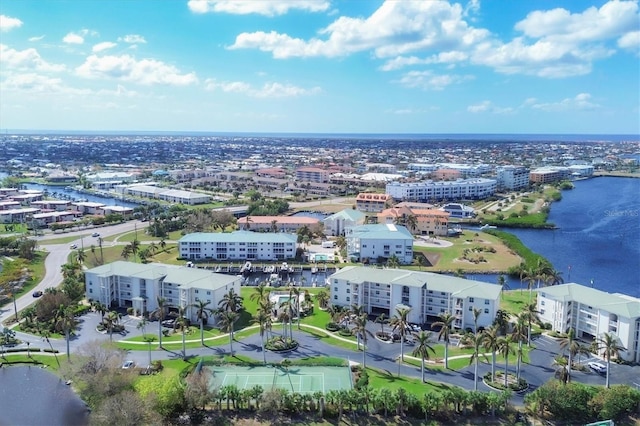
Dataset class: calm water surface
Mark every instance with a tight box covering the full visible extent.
[0,366,89,426]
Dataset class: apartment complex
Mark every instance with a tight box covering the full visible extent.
[346,224,414,264]
[355,192,393,213]
[386,178,497,202]
[329,266,501,329]
[323,209,366,236]
[295,167,329,183]
[85,261,241,324]
[377,205,449,237]
[537,284,640,363]
[496,166,530,191]
[179,231,298,261]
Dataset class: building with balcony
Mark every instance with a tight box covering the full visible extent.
[179,231,297,261]
[377,206,449,237]
[328,266,501,329]
[537,284,640,363]
[386,178,497,202]
[323,209,366,237]
[496,166,530,191]
[295,167,329,183]
[355,192,393,213]
[84,261,241,324]
[346,224,414,264]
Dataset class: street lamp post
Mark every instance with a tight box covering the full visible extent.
[26,341,30,358]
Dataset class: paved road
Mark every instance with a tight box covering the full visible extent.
[0,221,145,325]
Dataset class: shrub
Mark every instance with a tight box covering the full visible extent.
[338,327,352,337]
[325,322,340,332]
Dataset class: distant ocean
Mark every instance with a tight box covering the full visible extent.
[4,131,639,142]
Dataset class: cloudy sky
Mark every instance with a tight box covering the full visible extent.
[1,0,639,134]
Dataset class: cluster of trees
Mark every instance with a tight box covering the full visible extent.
[524,381,640,423]
[0,236,38,260]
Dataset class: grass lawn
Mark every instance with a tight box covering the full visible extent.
[500,290,536,316]
[0,354,62,369]
[39,234,93,245]
[81,243,179,268]
[0,251,47,308]
[412,230,521,272]
[366,366,455,396]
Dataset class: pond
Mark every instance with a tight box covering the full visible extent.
[0,365,89,426]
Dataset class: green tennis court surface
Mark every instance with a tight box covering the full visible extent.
[206,365,352,393]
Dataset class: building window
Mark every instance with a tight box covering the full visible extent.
[207,291,211,295]
[484,300,490,305]
[89,289,93,293]
[346,289,350,294]
[540,309,545,315]
[334,295,338,300]
[440,300,445,304]
[468,306,472,311]
[484,308,489,314]
[195,289,199,294]
[346,297,350,302]
[469,297,474,303]
[334,287,338,292]
[541,301,545,306]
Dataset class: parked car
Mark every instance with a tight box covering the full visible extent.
[122,360,135,369]
[70,244,78,249]
[91,232,100,237]
[588,361,607,375]
[161,319,176,328]
[32,290,43,298]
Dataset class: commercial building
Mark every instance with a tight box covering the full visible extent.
[84,261,241,324]
[377,205,449,237]
[439,203,475,219]
[179,231,298,261]
[295,167,329,183]
[329,266,501,329]
[496,166,530,191]
[529,167,571,184]
[346,224,414,264]
[386,178,497,202]
[537,284,640,363]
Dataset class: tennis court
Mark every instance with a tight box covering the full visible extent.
[206,365,352,394]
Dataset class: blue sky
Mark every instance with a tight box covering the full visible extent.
[1,0,639,134]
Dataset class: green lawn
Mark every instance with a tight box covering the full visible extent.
[500,290,536,316]
[81,243,179,268]
[39,234,93,245]
[366,366,455,396]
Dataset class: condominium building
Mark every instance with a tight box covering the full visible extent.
[529,167,571,184]
[179,231,298,261]
[329,266,501,329]
[85,261,241,324]
[295,167,329,183]
[496,166,530,191]
[377,205,449,237]
[386,178,497,202]
[537,284,640,363]
[355,192,393,213]
[323,209,366,236]
[346,224,414,264]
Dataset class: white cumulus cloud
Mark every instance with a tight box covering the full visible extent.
[28,35,45,42]
[618,30,640,51]
[119,34,147,44]
[380,51,468,71]
[92,42,117,53]
[229,1,489,58]
[0,44,66,72]
[531,93,601,112]
[76,54,198,86]
[205,79,321,98]
[63,32,85,44]
[0,15,22,32]
[188,0,329,16]
[394,71,474,91]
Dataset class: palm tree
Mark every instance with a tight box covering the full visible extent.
[292,286,302,330]
[129,239,141,262]
[76,248,86,265]
[483,325,500,383]
[315,290,329,309]
[411,331,436,382]
[512,313,528,381]
[552,355,569,384]
[523,302,539,346]
[154,296,167,348]
[137,318,154,366]
[375,313,388,334]
[432,312,455,369]
[192,300,212,345]
[352,314,373,368]
[121,245,132,260]
[218,311,239,355]
[386,254,400,268]
[497,274,508,299]
[219,288,243,313]
[97,237,104,264]
[390,307,411,375]
[104,311,120,342]
[472,307,482,333]
[465,331,486,391]
[596,332,626,388]
[56,307,76,360]
[250,283,269,306]
[559,327,578,382]
[497,336,514,387]
[405,214,417,233]
[176,306,189,359]
[41,330,60,366]
[253,309,271,365]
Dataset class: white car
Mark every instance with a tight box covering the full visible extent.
[122,360,135,369]
[588,361,607,375]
